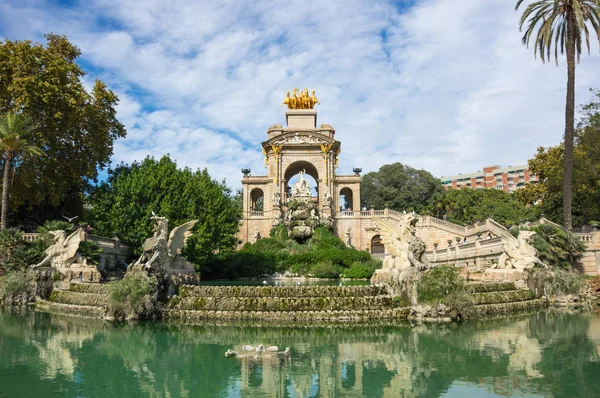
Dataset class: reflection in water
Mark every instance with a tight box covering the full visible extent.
[1,311,600,397]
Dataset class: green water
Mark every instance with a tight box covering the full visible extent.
[1,311,600,397]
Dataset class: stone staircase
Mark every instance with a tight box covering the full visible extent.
[466,282,547,317]
[166,285,410,322]
[36,283,109,318]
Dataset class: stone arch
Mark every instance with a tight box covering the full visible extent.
[284,160,319,182]
[250,188,264,211]
[339,187,354,211]
[284,161,320,199]
[371,234,385,254]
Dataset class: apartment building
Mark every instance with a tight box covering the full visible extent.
[441,165,538,192]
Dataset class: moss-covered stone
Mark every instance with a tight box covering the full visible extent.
[68,283,109,294]
[49,291,108,306]
[466,282,517,293]
[178,285,387,298]
[470,290,535,305]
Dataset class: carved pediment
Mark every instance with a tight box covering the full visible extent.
[266,132,334,146]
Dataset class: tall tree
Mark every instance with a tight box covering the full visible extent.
[0,112,42,229]
[0,34,125,227]
[516,0,600,229]
[360,162,444,213]
[517,89,600,226]
[428,188,540,227]
[91,156,241,268]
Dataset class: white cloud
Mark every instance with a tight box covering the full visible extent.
[1,0,599,187]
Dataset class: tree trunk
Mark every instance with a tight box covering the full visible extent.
[1,153,12,230]
[563,11,576,230]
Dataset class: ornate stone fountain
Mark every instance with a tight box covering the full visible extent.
[283,170,320,241]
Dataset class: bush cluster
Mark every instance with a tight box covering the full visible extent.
[0,270,35,301]
[417,265,466,303]
[202,226,381,280]
[0,229,45,272]
[107,269,158,320]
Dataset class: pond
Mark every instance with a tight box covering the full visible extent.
[1,310,599,397]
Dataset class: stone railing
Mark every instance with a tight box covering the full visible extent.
[371,253,388,260]
[249,211,264,218]
[426,237,504,268]
[23,233,39,242]
[339,210,354,217]
[574,233,595,243]
[427,216,467,234]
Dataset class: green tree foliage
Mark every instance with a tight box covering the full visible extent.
[91,156,240,268]
[0,112,43,229]
[516,0,600,229]
[0,35,126,226]
[428,188,539,227]
[517,90,600,227]
[360,162,444,212]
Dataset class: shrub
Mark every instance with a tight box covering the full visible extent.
[548,269,586,295]
[0,229,45,271]
[202,225,376,279]
[107,270,158,320]
[417,265,466,303]
[310,261,342,278]
[0,270,34,299]
[79,241,103,265]
[343,260,382,279]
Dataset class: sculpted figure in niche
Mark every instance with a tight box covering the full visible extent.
[292,169,311,197]
[253,229,261,243]
[324,190,332,206]
[272,188,281,205]
[344,228,352,247]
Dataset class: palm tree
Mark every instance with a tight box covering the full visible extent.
[0,112,43,229]
[515,0,600,230]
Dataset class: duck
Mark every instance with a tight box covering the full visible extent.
[256,344,265,354]
[266,346,278,352]
[280,347,291,356]
[242,345,255,352]
[225,349,239,358]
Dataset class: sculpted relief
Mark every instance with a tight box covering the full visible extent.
[272,133,328,146]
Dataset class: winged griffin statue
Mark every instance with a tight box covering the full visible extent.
[132,216,198,273]
[490,223,547,271]
[33,228,86,268]
[373,213,431,272]
[370,213,432,298]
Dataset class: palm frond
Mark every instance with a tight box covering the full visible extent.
[517,0,600,63]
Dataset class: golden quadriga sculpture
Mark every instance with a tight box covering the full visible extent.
[282,88,319,109]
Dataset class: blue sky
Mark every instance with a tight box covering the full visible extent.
[1,0,599,188]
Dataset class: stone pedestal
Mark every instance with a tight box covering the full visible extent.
[482,269,527,288]
[286,109,317,128]
[61,267,102,283]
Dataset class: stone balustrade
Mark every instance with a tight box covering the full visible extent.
[23,233,38,242]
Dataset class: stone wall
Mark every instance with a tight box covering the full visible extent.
[574,231,600,275]
[167,285,405,322]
